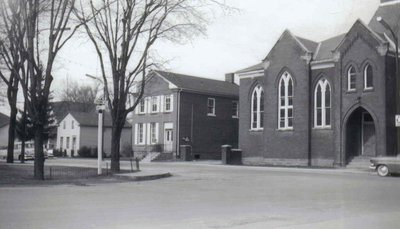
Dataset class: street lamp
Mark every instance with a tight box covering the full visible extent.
[377,16,400,155]
[86,74,105,175]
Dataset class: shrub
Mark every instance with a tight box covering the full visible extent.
[53,149,63,157]
[78,146,106,158]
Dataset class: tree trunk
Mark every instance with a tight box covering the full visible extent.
[6,79,18,163]
[6,105,17,163]
[34,125,45,180]
[111,124,123,172]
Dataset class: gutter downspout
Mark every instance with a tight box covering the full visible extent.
[176,89,182,158]
[307,53,313,167]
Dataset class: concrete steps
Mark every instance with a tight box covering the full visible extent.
[346,156,371,170]
[140,152,160,162]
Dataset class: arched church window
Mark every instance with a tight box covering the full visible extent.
[278,72,293,130]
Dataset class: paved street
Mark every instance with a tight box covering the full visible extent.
[1,159,400,228]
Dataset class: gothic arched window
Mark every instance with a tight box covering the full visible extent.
[251,85,264,130]
[278,72,293,129]
[314,79,331,128]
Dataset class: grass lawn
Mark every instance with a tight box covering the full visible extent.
[0,161,134,186]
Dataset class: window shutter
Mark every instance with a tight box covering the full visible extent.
[160,95,164,113]
[155,123,159,143]
[146,123,151,145]
[134,124,138,145]
[170,94,174,112]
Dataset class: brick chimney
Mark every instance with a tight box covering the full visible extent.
[225,73,235,84]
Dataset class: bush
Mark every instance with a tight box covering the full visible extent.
[78,146,106,158]
[53,149,63,157]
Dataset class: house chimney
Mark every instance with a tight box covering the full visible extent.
[225,73,235,84]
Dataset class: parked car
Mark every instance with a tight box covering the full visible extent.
[370,157,400,177]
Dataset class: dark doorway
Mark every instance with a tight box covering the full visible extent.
[345,107,376,163]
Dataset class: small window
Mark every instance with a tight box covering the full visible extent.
[207,98,215,116]
[71,120,74,129]
[232,101,239,118]
[66,137,70,149]
[139,99,146,113]
[138,123,144,144]
[150,123,158,144]
[364,64,373,90]
[165,95,172,112]
[63,121,66,129]
[60,137,63,150]
[347,66,356,91]
[151,96,159,113]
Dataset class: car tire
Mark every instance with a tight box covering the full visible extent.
[377,165,389,177]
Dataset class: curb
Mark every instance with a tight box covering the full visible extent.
[115,172,172,181]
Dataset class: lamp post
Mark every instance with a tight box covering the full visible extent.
[86,74,106,174]
[377,16,400,155]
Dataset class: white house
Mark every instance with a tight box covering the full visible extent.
[0,112,9,148]
[57,111,132,157]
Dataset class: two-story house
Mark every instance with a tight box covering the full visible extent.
[57,111,132,157]
[131,70,239,160]
[235,0,400,167]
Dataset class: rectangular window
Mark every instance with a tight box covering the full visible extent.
[66,137,70,149]
[63,121,66,129]
[151,96,159,113]
[138,123,144,144]
[150,123,158,144]
[165,95,172,112]
[207,98,215,116]
[60,137,63,150]
[71,120,74,129]
[232,101,239,118]
[139,99,146,114]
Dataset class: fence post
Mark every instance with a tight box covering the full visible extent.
[135,157,140,171]
[130,158,133,172]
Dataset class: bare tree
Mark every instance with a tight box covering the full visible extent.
[60,80,100,104]
[13,0,80,180]
[0,0,26,163]
[76,0,225,172]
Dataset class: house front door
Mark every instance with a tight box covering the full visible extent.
[164,129,173,152]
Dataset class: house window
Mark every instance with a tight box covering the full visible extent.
[71,120,74,129]
[364,64,373,90]
[278,72,293,130]
[150,123,158,144]
[207,98,215,116]
[314,79,331,128]
[66,137,70,149]
[151,96,159,113]
[165,95,172,112]
[60,137,63,150]
[138,123,144,144]
[63,121,66,129]
[232,101,239,118]
[251,85,264,130]
[139,98,146,114]
[347,66,356,91]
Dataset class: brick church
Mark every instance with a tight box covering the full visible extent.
[235,0,400,167]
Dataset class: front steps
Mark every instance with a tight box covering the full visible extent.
[140,152,161,162]
[346,156,372,170]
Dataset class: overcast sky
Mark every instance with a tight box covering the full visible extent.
[0,0,382,113]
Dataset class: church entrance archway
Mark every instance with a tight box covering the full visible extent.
[345,107,376,164]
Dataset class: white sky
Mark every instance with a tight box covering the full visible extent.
[0,0,382,113]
